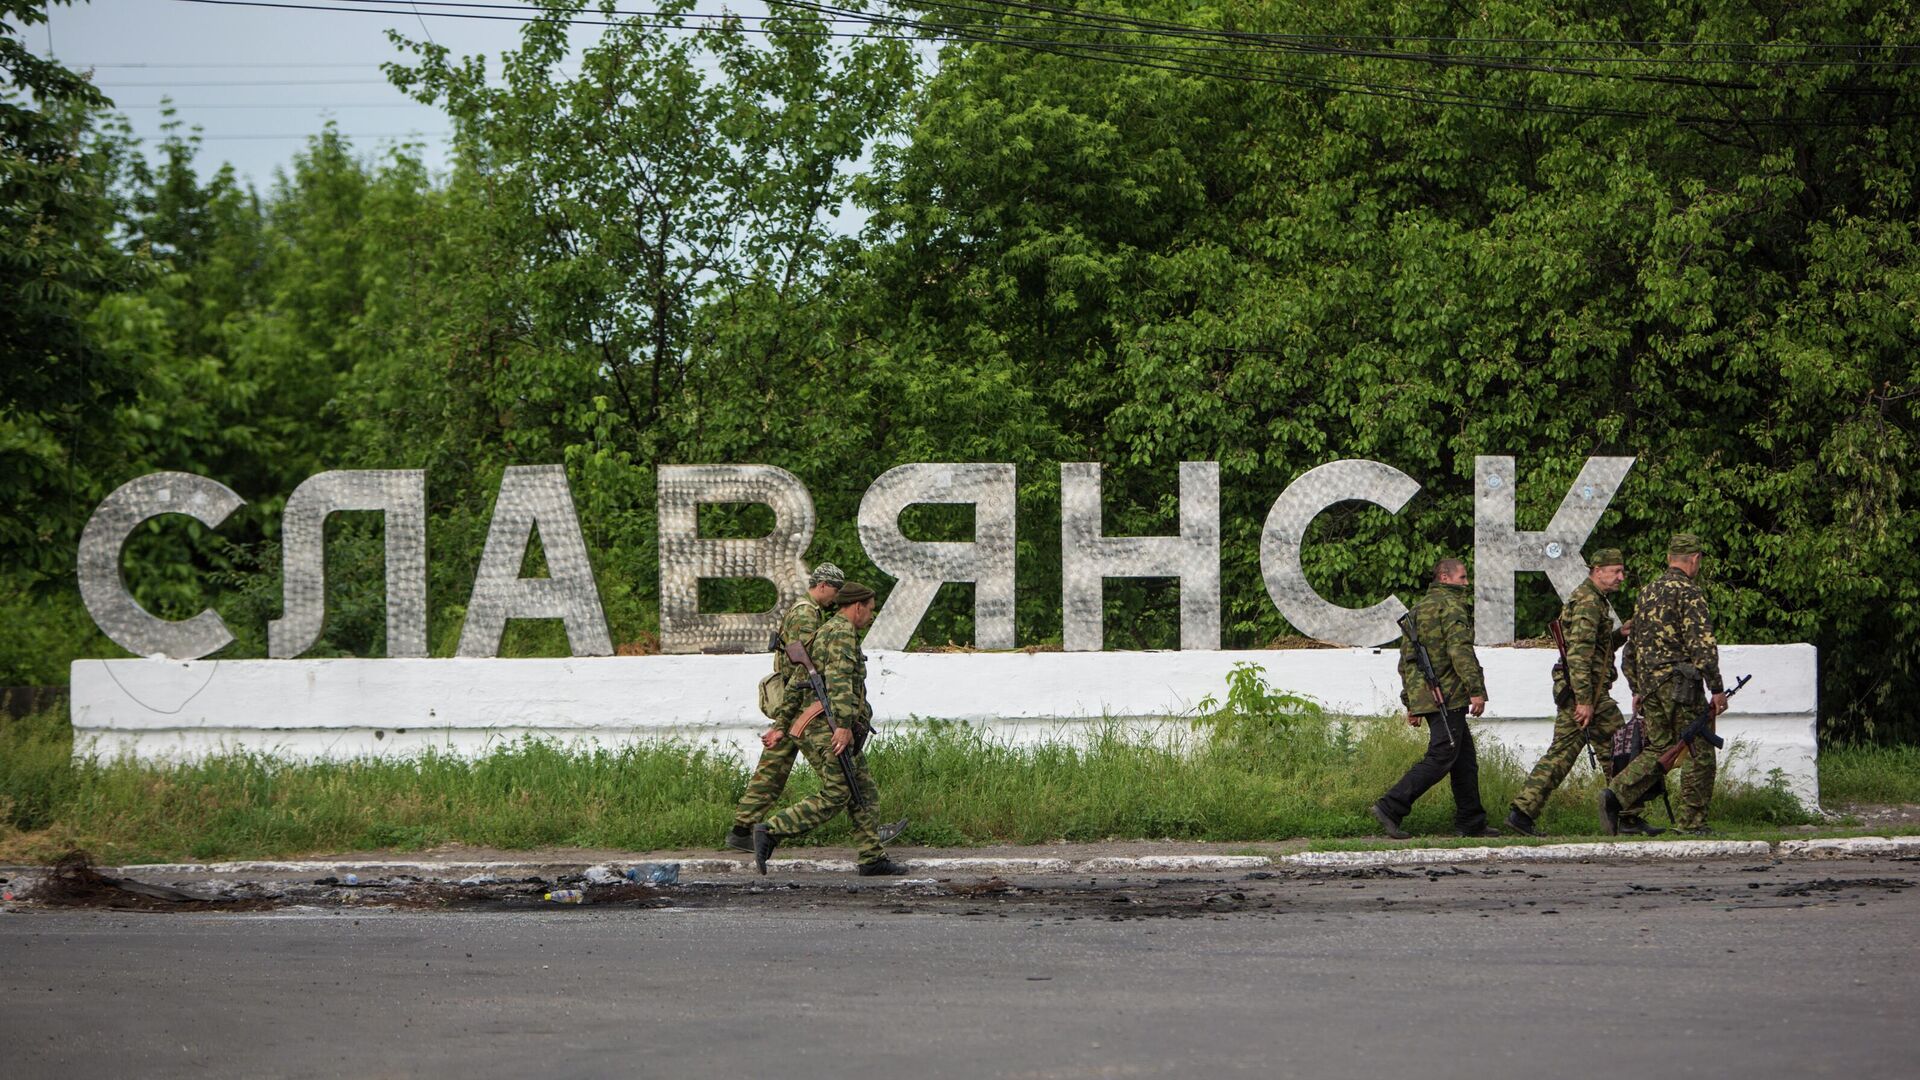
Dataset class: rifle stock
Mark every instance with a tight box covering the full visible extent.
[1657,674,1750,771]
[1548,617,1596,767]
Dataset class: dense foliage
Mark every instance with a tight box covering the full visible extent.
[3,0,1917,742]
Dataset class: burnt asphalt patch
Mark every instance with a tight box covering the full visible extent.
[9,855,1919,921]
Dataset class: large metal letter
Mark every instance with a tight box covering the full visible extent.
[1061,461,1220,651]
[456,465,612,657]
[657,465,814,654]
[1474,455,1635,645]
[268,470,428,659]
[78,472,244,659]
[858,463,1016,652]
[1260,460,1421,647]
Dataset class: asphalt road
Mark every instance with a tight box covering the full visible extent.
[2,859,1913,1079]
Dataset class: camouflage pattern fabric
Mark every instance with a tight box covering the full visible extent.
[761,718,886,863]
[1513,580,1628,819]
[761,612,885,862]
[731,597,830,829]
[1511,698,1624,820]
[771,610,872,727]
[1609,689,1688,815]
[1608,564,1721,825]
[1397,582,1486,716]
[731,735,801,830]
[771,596,828,688]
[1674,723,1717,830]
[1558,580,1627,705]
[807,612,872,729]
[1628,566,1724,694]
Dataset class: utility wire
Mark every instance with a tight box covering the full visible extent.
[180,0,1920,66]
[188,130,450,138]
[97,78,396,86]
[158,0,1914,127]
[117,101,425,107]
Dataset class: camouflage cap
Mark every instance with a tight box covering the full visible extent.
[834,581,876,606]
[809,562,845,588]
[1667,533,1705,556]
[1587,547,1625,568]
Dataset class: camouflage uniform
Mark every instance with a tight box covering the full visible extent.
[1378,581,1491,833]
[1511,580,1627,821]
[730,596,828,830]
[762,611,887,864]
[1606,557,1723,830]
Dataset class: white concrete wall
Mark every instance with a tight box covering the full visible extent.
[70,644,1820,805]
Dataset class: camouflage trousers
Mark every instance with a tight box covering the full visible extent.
[1610,690,1712,824]
[1511,698,1624,821]
[763,721,885,864]
[731,727,801,830]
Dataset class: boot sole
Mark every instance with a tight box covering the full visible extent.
[1370,804,1411,840]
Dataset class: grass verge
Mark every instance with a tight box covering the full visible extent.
[1,701,1869,864]
[1818,744,1920,804]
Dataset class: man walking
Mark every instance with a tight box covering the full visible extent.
[1506,548,1652,836]
[1374,558,1499,840]
[754,581,906,876]
[723,563,842,852]
[1602,534,1727,836]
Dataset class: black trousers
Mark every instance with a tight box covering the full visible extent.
[1378,708,1487,832]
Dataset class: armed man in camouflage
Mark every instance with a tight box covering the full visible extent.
[1373,558,1499,840]
[1506,548,1652,836]
[753,581,906,876]
[723,562,843,852]
[1602,534,1727,836]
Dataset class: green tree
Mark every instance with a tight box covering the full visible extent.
[0,0,145,580]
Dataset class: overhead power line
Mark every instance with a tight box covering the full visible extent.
[116,101,425,108]
[81,62,389,68]
[157,0,1916,128]
[187,130,450,139]
[97,78,395,86]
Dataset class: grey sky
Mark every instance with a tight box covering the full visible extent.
[45,0,823,191]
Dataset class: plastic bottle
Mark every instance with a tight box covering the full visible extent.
[544,889,585,904]
[623,862,681,885]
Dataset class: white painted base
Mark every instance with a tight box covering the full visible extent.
[70,644,1820,805]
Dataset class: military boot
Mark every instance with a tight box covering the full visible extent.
[1504,808,1541,837]
[1371,802,1411,840]
[1599,789,1623,836]
[752,823,779,875]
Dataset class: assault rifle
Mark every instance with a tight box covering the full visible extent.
[782,640,871,812]
[1547,618,1598,771]
[1397,610,1456,751]
[1657,673,1750,772]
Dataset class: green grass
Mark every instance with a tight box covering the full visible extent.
[1819,744,1920,804]
[4,702,1877,864]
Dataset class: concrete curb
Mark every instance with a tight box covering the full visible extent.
[78,837,1917,879]
[1280,841,1773,868]
[1777,836,1920,858]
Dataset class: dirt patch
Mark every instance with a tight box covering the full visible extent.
[11,860,1920,922]
[1831,803,1920,828]
[1774,877,1913,898]
[28,851,277,913]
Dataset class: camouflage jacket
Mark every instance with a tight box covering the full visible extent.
[1629,566,1724,695]
[779,611,869,730]
[1556,580,1627,707]
[1397,582,1487,716]
[772,596,827,685]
